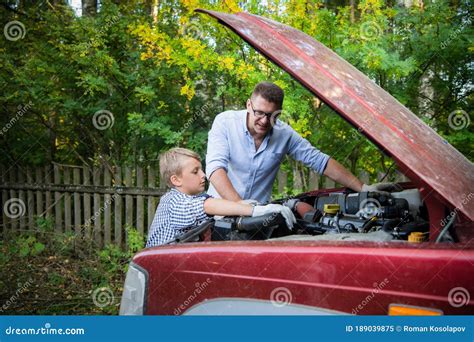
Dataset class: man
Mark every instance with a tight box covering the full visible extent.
[206,81,390,203]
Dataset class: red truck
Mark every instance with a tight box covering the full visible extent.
[119,10,474,315]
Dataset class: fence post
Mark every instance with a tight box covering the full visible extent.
[35,168,44,221]
[9,167,18,232]
[136,166,144,236]
[44,165,53,218]
[147,166,156,238]
[308,171,319,191]
[18,168,27,230]
[293,162,303,191]
[83,167,92,239]
[93,167,102,246]
[124,166,133,229]
[277,170,287,194]
[114,166,123,246]
[1,166,8,234]
[104,167,112,245]
[54,164,63,233]
[63,167,71,233]
[26,168,35,230]
[73,167,82,235]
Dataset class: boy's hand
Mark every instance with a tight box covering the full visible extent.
[252,204,296,229]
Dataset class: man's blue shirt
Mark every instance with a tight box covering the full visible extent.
[206,110,330,203]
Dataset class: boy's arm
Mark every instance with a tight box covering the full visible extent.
[203,198,296,229]
[203,197,253,216]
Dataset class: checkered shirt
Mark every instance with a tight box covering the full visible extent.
[146,188,211,247]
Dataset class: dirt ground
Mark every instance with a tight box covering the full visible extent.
[0,232,128,315]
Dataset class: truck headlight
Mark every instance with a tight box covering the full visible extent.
[119,262,148,315]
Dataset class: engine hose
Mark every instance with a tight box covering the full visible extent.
[362,216,378,233]
[236,213,286,231]
[295,201,316,218]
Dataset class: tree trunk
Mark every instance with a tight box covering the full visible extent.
[82,0,97,16]
[49,113,57,163]
[350,0,355,23]
[152,0,159,23]
[418,68,435,120]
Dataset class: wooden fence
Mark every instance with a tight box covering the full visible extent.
[0,163,408,247]
[0,164,164,247]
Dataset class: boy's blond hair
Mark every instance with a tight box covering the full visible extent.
[159,147,201,187]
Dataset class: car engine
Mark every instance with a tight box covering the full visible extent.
[211,188,430,243]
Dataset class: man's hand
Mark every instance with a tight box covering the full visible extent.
[362,182,403,193]
[252,204,296,229]
[282,198,299,211]
[323,158,364,192]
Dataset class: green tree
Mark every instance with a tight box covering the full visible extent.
[1,0,471,189]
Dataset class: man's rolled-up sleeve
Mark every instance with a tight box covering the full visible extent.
[287,129,330,175]
[206,114,230,179]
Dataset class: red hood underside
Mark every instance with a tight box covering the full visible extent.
[197,9,474,221]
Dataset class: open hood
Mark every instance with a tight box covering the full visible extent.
[197,9,474,221]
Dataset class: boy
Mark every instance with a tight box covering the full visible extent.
[146,148,295,247]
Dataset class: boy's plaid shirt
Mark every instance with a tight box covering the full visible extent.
[146,188,211,247]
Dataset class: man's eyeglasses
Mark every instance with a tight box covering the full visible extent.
[249,100,282,120]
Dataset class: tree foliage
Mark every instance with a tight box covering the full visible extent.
[1,0,472,185]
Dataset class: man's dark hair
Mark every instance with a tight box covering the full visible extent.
[251,82,284,109]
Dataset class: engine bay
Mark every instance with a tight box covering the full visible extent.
[211,188,431,243]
